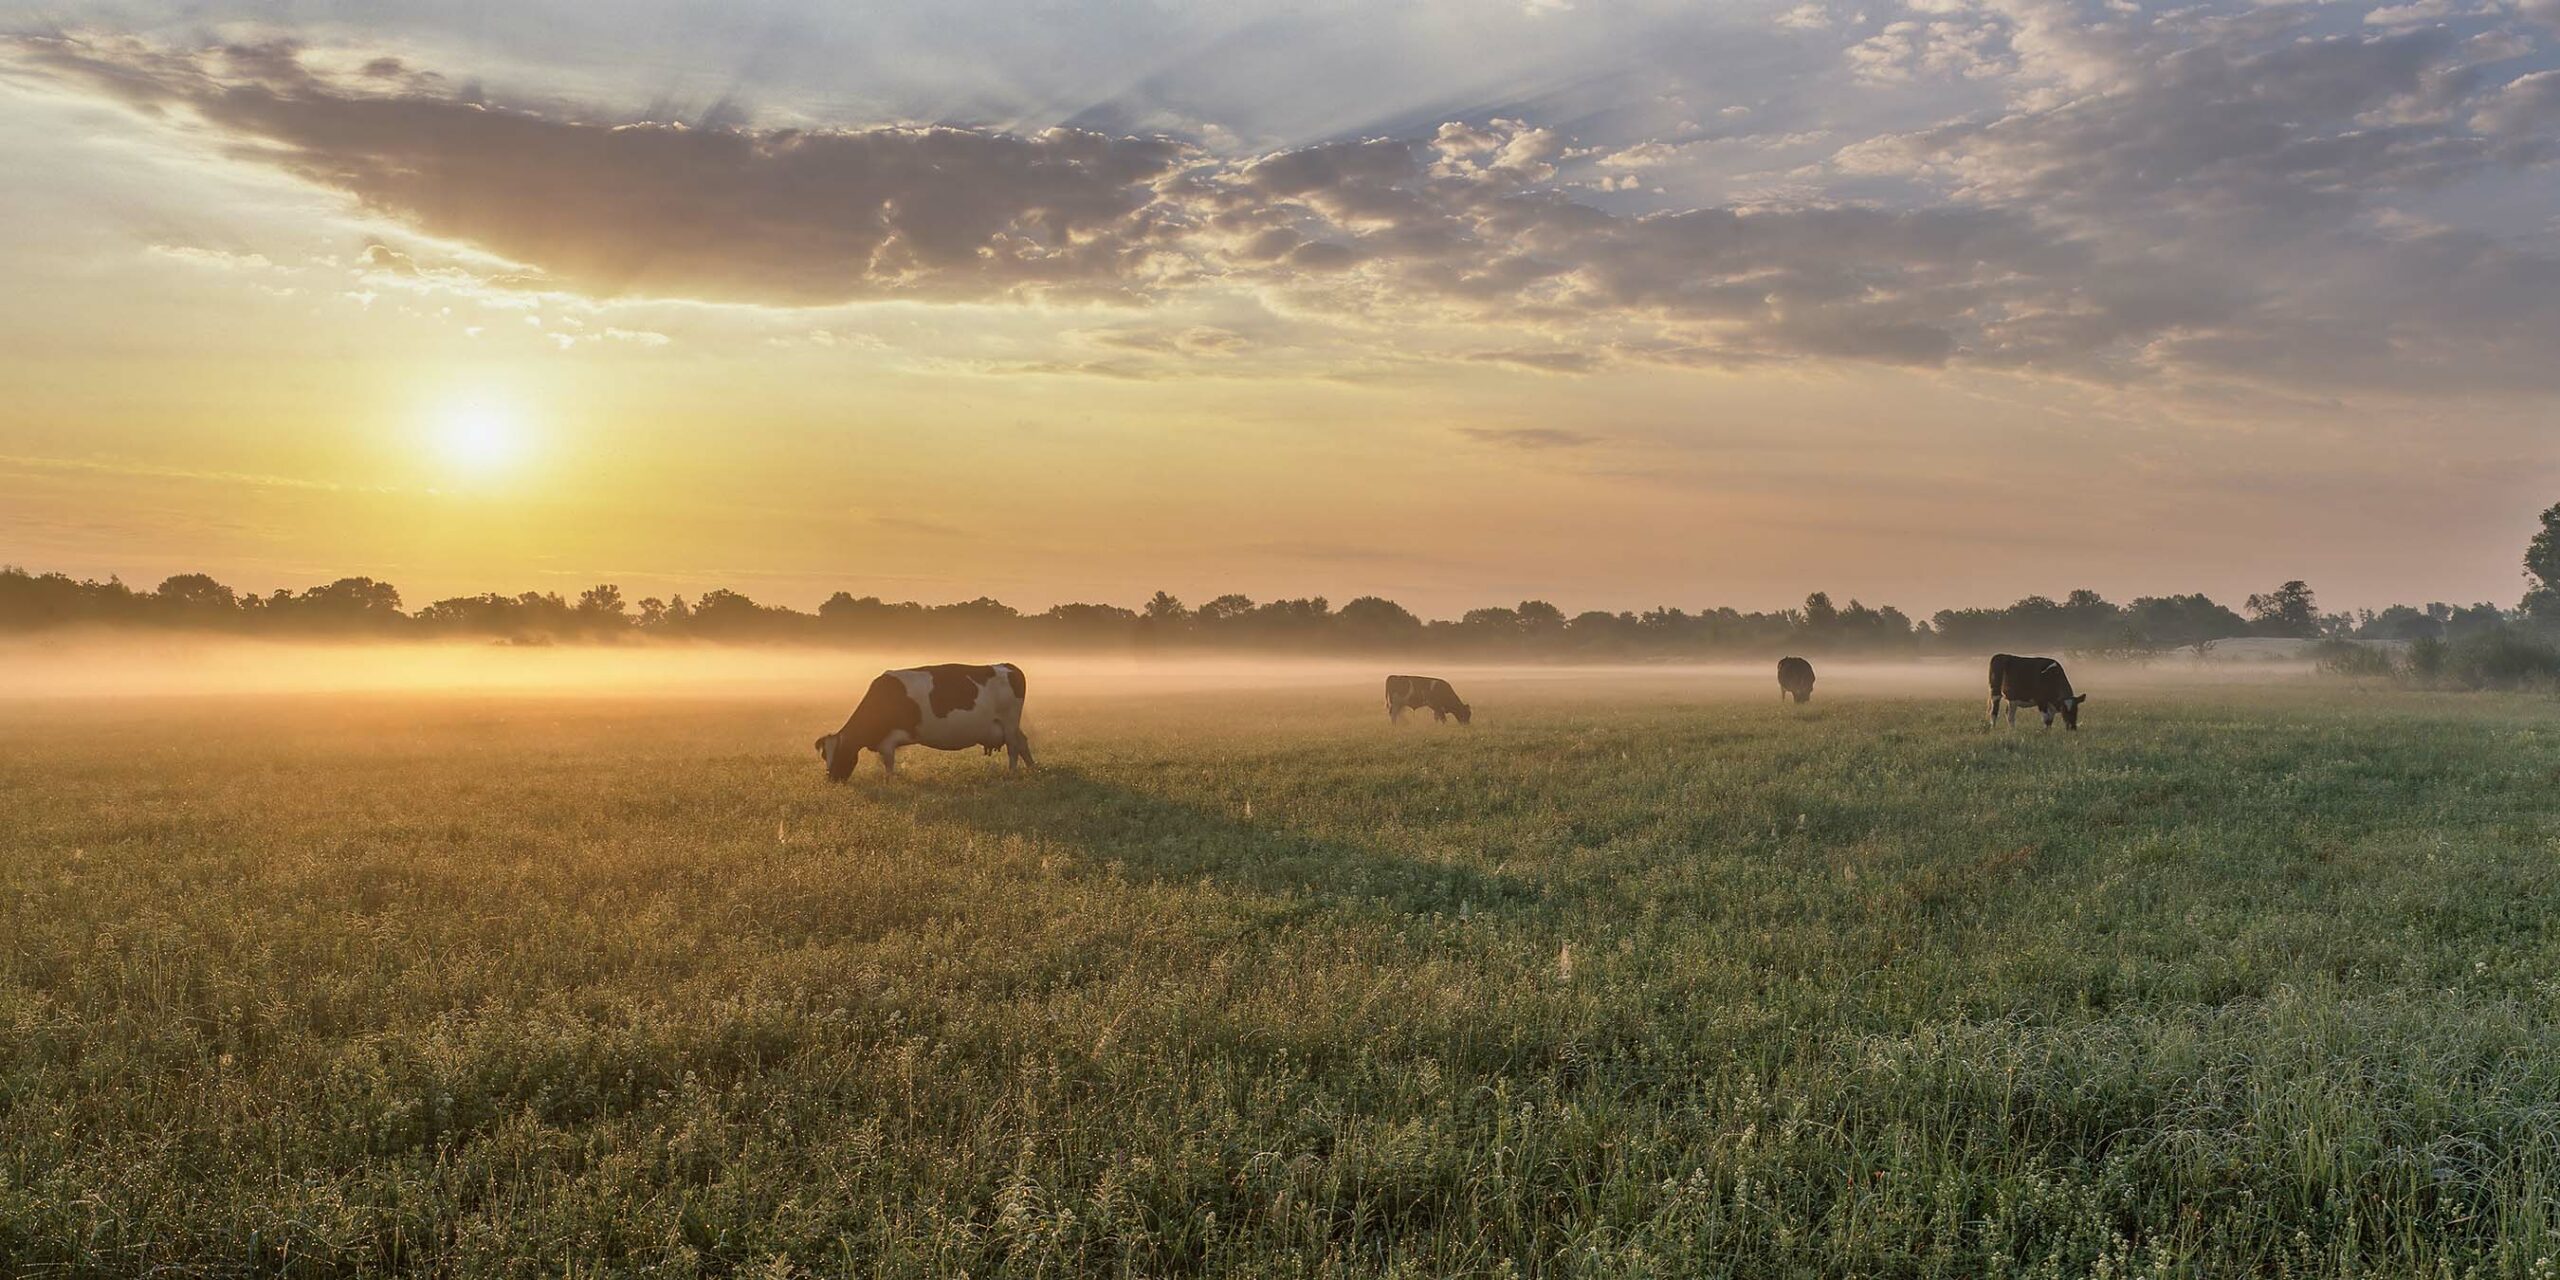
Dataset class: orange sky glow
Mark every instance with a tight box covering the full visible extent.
[4,4,2557,617]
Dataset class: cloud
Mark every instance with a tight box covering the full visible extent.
[147,244,277,272]
[1085,325,1251,356]
[1832,4,2560,388]
[1466,349,1604,374]
[14,35,1190,306]
[1456,426,1602,449]
[19,13,2560,396]
[2474,68,2560,135]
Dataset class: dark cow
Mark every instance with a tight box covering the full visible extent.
[1385,674,1471,725]
[1988,654,2086,729]
[816,663,1032,779]
[1777,656,1816,704]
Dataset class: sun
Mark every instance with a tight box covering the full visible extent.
[434,402,529,476]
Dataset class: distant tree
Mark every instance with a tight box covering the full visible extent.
[1038,602,1139,644]
[154,573,238,616]
[1832,598,1915,648]
[0,568,140,629]
[819,593,923,639]
[1143,591,1189,624]
[1565,610,1637,651]
[1196,594,1256,627]
[576,584,626,619]
[1249,597,1331,635]
[690,589,800,639]
[2525,501,2560,622]
[285,577,405,632]
[2124,594,2251,649]
[1801,592,1840,634]
[931,597,1020,633]
[2244,580,2321,639]
[1516,600,1567,638]
[2444,601,2507,639]
[2359,604,2441,642]
[1337,595,1423,644]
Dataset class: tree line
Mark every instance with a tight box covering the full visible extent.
[3,565,2549,659]
[9,500,2554,657]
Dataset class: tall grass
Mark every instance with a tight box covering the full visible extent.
[5,685,2560,1275]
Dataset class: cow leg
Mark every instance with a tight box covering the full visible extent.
[1388,701,1403,724]
[1988,692,2001,726]
[879,745,898,777]
[2006,700,2019,726]
[1011,732,1035,770]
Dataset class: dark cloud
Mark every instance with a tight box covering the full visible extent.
[1827,0,2560,388]
[19,13,2560,394]
[17,35,1189,305]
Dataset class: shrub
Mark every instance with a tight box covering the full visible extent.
[2406,635,2447,680]
[2443,629,2560,690]
[2312,638,2396,679]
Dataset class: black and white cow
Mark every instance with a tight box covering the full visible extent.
[1987,654,2086,729]
[816,663,1032,779]
[1777,656,1816,704]
[1385,674,1471,725]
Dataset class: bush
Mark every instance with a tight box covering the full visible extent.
[2406,635,2447,680]
[2443,629,2560,690]
[2312,638,2396,679]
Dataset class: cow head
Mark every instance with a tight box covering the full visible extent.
[1454,702,1473,725]
[815,732,855,781]
[2061,694,2087,730]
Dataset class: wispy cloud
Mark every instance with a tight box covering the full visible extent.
[1456,426,1602,450]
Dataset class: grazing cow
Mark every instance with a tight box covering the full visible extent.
[1987,654,2087,729]
[816,663,1032,779]
[1385,674,1471,725]
[1777,656,1816,704]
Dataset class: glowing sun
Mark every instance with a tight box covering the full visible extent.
[434,402,528,476]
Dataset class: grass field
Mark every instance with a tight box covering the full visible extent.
[5,662,2560,1277]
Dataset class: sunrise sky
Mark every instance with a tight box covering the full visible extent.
[3,0,2557,616]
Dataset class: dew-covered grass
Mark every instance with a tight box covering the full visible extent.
[4,676,2559,1276]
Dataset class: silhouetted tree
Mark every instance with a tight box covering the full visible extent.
[1196,594,1255,628]
[1801,592,1840,634]
[2525,501,2560,623]
[2124,594,2252,648]
[2360,605,2441,641]
[154,573,238,618]
[1516,600,1567,639]
[2245,580,2321,638]
[1337,596,1423,645]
